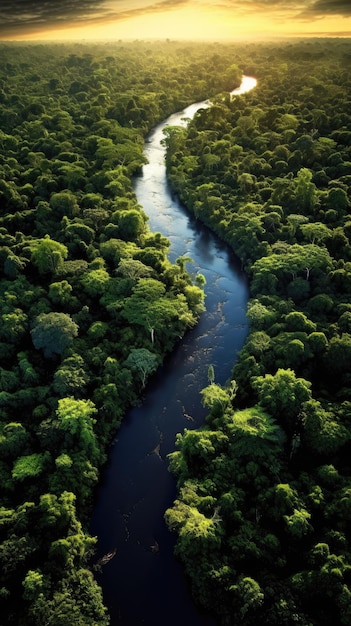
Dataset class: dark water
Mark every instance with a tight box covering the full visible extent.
[91,78,256,626]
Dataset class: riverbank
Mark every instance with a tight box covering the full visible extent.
[90,77,254,625]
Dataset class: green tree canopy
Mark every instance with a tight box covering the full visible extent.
[30,236,68,275]
[12,452,50,481]
[253,368,312,434]
[56,397,99,459]
[31,312,78,358]
[124,348,159,388]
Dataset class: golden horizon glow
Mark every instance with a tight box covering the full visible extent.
[1,1,351,42]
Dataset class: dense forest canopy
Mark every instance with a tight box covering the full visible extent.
[0,40,238,625]
[0,37,350,625]
[163,38,351,626]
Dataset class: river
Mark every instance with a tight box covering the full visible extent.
[90,76,256,626]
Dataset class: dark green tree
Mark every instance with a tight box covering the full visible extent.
[31,312,78,358]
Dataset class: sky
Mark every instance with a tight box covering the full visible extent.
[0,0,351,42]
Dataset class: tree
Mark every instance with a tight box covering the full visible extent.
[27,568,109,626]
[31,312,78,358]
[53,355,90,396]
[324,334,351,378]
[1,308,27,343]
[116,209,147,241]
[308,331,328,355]
[64,222,95,246]
[3,253,26,278]
[251,244,332,294]
[56,397,100,463]
[12,452,50,481]
[253,368,312,435]
[22,569,45,601]
[49,280,73,306]
[99,238,138,266]
[165,500,221,558]
[286,213,308,237]
[0,422,30,460]
[302,399,350,456]
[116,258,153,280]
[30,236,68,275]
[57,163,87,191]
[201,383,232,413]
[208,364,215,385]
[245,331,271,358]
[294,167,318,213]
[49,191,79,218]
[284,311,316,333]
[122,278,196,344]
[82,267,110,298]
[300,222,331,244]
[284,508,313,539]
[183,284,206,316]
[325,186,350,214]
[231,576,264,619]
[56,397,96,435]
[124,348,159,388]
[223,63,241,91]
[246,299,277,330]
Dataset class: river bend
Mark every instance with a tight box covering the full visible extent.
[91,76,256,626]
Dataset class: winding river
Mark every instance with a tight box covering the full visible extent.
[91,76,256,626]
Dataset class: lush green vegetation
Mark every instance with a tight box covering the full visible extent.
[164,39,351,625]
[2,37,351,626]
[0,40,244,625]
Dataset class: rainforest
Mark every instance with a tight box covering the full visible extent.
[0,38,350,626]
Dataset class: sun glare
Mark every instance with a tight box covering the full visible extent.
[3,3,351,41]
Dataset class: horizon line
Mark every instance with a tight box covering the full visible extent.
[1,33,351,44]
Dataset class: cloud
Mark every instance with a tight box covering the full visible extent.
[0,0,189,38]
[295,30,351,34]
[1,0,350,38]
[110,0,189,19]
[207,0,351,15]
[0,0,110,35]
[298,0,351,18]
[199,1,307,20]
[208,1,303,9]
[0,0,108,23]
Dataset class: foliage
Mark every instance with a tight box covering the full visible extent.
[2,37,351,626]
[0,39,227,626]
[253,368,312,434]
[31,312,79,358]
[124,348,159,388]
[12,452,49,481]
[29,236,68,275]
[164,38,351,626]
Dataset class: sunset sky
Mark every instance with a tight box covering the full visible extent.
[0,0,351,41]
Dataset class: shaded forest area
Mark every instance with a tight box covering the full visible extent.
[0,40,239,625]
[164,39,351,625]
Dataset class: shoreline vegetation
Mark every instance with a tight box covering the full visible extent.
[164,39,351,626]
[0,40,232,625]
[0,38,350,625]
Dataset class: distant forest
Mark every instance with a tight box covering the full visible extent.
[0,38,350,625]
